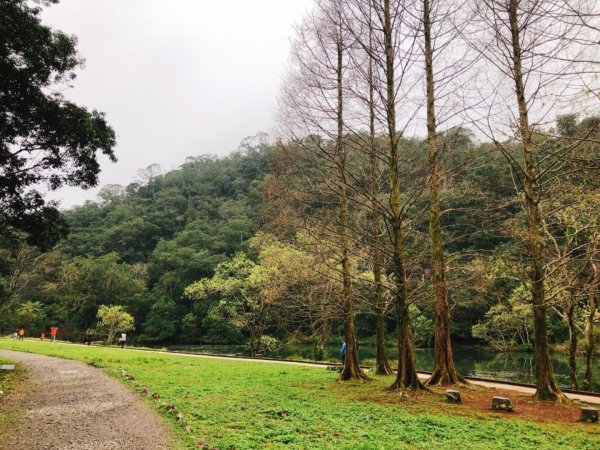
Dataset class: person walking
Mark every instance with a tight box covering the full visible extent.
[340,341,346,365]
[118,332,126,349]
[40,332,45,341]
[50,326,58,342]
[18,328,25,340]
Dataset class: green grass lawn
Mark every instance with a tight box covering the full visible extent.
[0,354,26,438]
[1,338,599,449]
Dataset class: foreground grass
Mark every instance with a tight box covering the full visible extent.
[0,355,26,439]
[1,339,599,449]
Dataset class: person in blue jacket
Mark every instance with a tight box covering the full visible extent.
[340,341,346,364]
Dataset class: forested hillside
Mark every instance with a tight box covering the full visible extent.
[2,119,597,360]
[0,141,269,343]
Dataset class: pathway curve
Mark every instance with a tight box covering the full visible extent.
[0,349,172,450]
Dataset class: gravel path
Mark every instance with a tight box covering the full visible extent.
[0,349,173,450]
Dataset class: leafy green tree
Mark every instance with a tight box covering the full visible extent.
[180,312,199,340]
[15,300,45,332]
[186,252,276,356]
[0,0,116,248]
[0,238,37,312]
[59,252,147,330]
[143,299,181,342]
[472,285,534,350]
[96,305,134,344]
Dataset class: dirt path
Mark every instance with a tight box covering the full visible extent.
[0,349,173,450]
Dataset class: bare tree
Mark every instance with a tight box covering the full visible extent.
[583,239,599,390]
[342,0,394,375]
[378,0,424,390]
[411,0,470,386]
[279,0,368,380]
[466,0,600,400]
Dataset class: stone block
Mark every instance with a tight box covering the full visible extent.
[580,407,599,423]
[492,396,513,412]
[446,389,461,403]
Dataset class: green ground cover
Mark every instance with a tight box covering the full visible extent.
[0,355,26,438]
[1,338,599,449]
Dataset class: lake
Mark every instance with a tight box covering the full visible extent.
[163,343,600,393]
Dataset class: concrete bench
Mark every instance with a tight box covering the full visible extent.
[580,407,599,423]
[492,396,513,412]
[446,389,461,403]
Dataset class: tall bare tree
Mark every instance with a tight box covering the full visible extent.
[583,239,599,390]
[342,0,394,375]
[279,0,368,380]
[414,0,468,386]
[467,0,600,400]
[379,0,424,390]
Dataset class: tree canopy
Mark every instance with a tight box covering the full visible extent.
[0,0,116,249]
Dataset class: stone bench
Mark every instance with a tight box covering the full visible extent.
[446,389,461,403]
[492,396,513,412]
[580,407,599,423]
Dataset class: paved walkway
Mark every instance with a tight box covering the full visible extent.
[0,349,172,450]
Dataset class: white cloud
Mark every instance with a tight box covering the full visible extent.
[41,0,313,207]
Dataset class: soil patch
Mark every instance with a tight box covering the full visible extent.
[436,385,584,424]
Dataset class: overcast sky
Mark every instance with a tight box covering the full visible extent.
[41,0,314,207]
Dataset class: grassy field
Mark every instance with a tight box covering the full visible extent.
[1,339,599,449]
[0,354,26,438]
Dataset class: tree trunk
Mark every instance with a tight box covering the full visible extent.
[390,300,423,389]
[584,258,599,390]
[313,340,324,361]
[375,312,392,375]
[108,325,115,345]
[567,301,579,389]
[383,0,423,390]
[422,0,463,387]
[368,20,392,376]
[508,0,564,401]
[249,327,260,357]
[312,324,329,361]
[335,28,368,382]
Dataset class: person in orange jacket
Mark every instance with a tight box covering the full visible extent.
[50,326,58,342]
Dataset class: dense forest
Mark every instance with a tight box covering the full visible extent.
[1,122,598,359]
[1,0,599,403]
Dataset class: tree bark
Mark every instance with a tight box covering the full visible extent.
[567,300,579,389]
[249,328,259,357]
[335,27,368,382]
[313,339,324,361]
[508,0,564,401]
[383,0,423,391]
[368,15,392,376]
[422,0,463,387]
[584,256,599,390]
